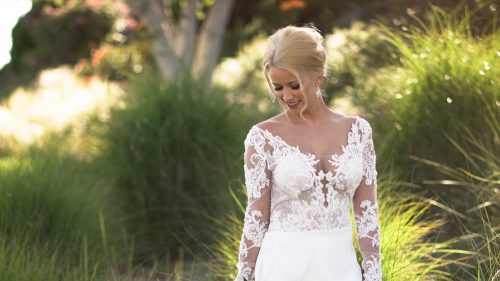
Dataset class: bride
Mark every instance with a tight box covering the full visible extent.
[234,24,382,281]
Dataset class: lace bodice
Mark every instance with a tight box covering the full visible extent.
[235,116,382,281]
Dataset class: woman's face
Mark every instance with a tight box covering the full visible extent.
[269,66,317,111]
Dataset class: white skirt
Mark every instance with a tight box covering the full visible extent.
[254,227,362,281]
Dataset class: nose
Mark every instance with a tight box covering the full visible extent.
[282,87,294,101]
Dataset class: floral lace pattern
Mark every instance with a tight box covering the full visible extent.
[235,116,381,281]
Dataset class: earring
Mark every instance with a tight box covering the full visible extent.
[315,88,322,98]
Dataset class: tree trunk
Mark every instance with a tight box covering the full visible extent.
[126,0,235,81]
[175,0,199,66]
[126,0,181,79]
[192,0,235,80]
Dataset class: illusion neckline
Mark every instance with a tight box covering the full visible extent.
[251,116,361,160]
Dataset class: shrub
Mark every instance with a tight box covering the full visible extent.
[348,6,499,176]
[99,73,259,261]
[323,21,395,103]
[9,2,113,72]
[0,137,116,280]
[213,35,282,115]
[410,105,499,279]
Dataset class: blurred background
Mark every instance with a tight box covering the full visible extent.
[0,0,498,280]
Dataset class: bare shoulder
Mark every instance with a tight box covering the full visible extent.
[336,113,374,137]
[252,111,367,135]
[327,111,359,131]
[254,112,287,131]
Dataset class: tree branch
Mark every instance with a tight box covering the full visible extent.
[192,0,235,80]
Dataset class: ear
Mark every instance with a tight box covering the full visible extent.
[316,71,324,86]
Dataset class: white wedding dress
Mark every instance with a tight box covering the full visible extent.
[234,116,382,281]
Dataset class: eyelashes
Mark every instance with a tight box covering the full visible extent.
[273,84,300,91]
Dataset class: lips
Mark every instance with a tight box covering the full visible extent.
[286,100,300,108]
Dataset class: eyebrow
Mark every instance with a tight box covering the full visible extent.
[272,81,299,85]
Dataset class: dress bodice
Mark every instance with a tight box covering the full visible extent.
[251,117,374,232]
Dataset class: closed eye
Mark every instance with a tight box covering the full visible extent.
[273,84,300,91]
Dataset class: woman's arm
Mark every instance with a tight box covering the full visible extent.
[353,118,382,281]
[235,127,272,281]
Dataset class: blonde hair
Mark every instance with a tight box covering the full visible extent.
[263,24,327,121]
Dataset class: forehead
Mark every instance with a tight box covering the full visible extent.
[269,66,298,83]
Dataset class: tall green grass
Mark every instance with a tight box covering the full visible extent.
[347,5,499,176]
[195,182,246,281]
[460,207,500,280]
[0,233,93,281]
[0,144,103,254]
[0,136,114,280]
[408,101,499,217]
[410,104,499,279]
[98,72,260,262]
[359,6,499,278]
[375,174,470,280]
[0,131,178,280]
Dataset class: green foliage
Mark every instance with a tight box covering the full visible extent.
[454,206,500,280]
[222,0,477,59]
[98,73,259,261]
[375,175,468,280]
[323,22,395,103]
[410,108,499,279]
[0,233,84,281]
[213,35,282,115]
[76,42,147,80]
[196,184,246,281]
[0,130,164,280]
[345,6,499,175]
[9,2,113,72]
[335,7,499,277]
[0,145,101,255]
[408,101,499,217]
[467,209,500,280]
[0,138,111,280]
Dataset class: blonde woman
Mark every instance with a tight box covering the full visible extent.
[234,24,382,281]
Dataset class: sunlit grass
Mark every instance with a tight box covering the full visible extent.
[343,5,499,174]
[0,138,106,280]
[410,104,499,280]
[376,175,470,280]
[459,207,500,281]
[0,133,170,280]
[0,232,92,281]
[0,66,123,147]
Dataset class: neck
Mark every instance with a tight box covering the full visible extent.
[285,97,330,125]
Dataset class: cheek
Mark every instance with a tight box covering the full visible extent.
[291,88,304,98]
[303,84,315,97]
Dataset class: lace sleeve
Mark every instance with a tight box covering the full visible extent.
[235,127,272,281]
[353,118,382,281]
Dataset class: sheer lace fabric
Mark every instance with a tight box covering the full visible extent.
[235,116,381,281]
